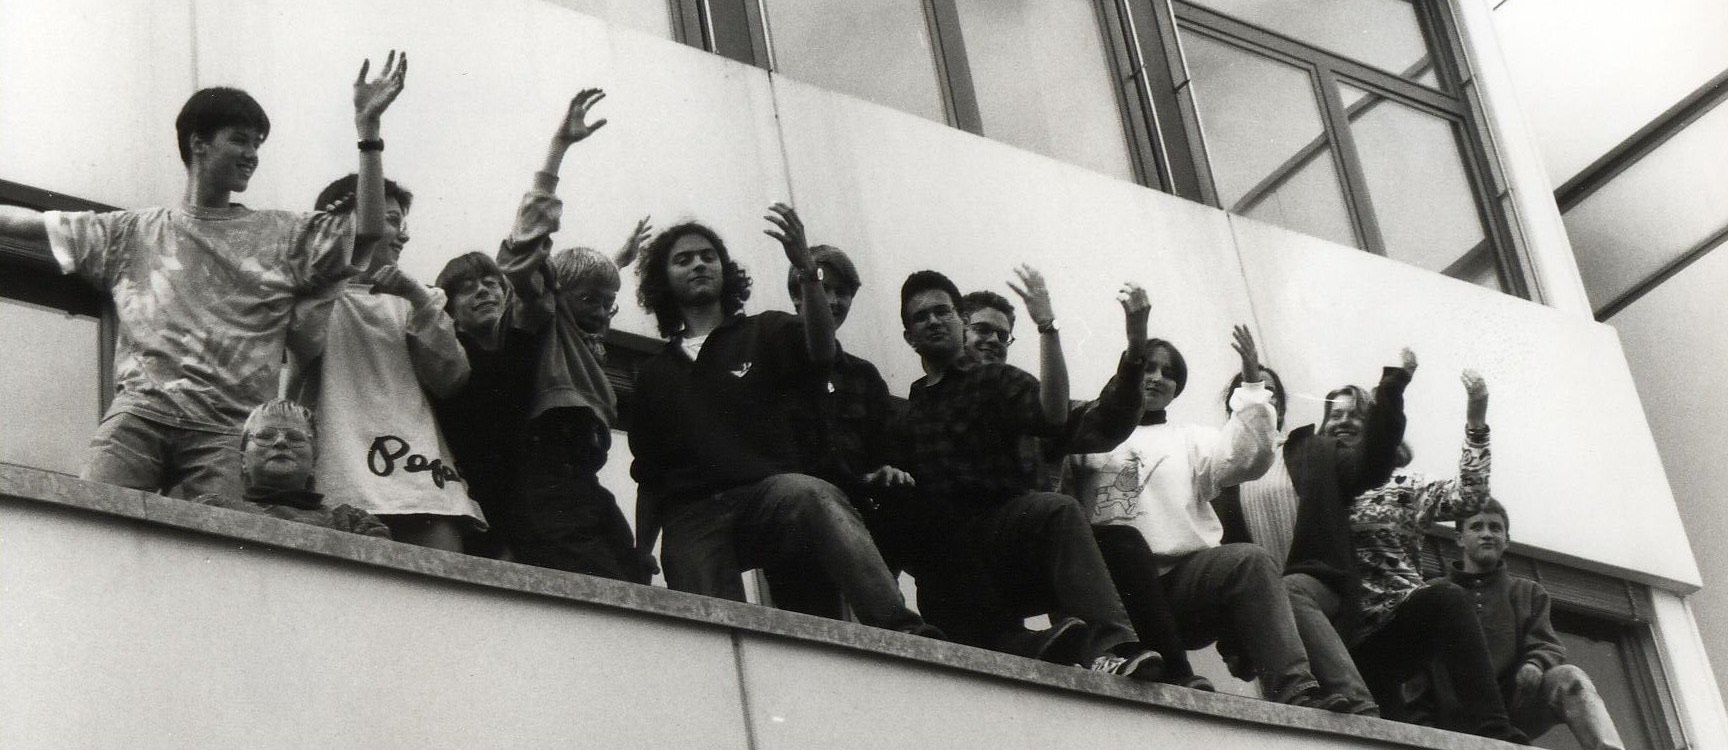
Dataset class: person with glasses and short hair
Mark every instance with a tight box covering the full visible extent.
[195,399,391,538]
[431,89,652,583]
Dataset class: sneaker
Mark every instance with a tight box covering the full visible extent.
[1031,617,1091,665]
[1089,647,1165,682]
[991,617,1091,664]
[1287,688,1355,713]
[1175,675,1216,692]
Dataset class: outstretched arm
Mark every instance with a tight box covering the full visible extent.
[1415,370,1493,526]
[1009,264,1068,429]
[0,206,47,243]
[1203,325,1277,490]
[1061,282,1150,454]
[534,88,608,193]
[353,51,407,268]
[616,215,652,268]
[1341,348,1414,496]
[766,203,835,366]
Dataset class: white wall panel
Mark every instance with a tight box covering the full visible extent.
[1233,214,1699,588]
[0,501,747,750]
[0,0,194,207]
[769,76,1257,411]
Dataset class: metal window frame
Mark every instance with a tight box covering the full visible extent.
[0,178,117,418]
[1421,531,1686,749]
[1167,0,1529,297]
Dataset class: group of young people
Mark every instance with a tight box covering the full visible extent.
[0,57,1623,749]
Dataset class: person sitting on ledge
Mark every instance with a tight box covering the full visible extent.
[195,399,391,539]
[1408,499,1626,749]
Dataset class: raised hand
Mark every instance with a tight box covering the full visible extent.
[554,88,609,146]
[763,203,812,274]
[1462,368,1489,427]
[1398,347,1419,376]
[354,50,407,126]
[614,215,652,268]
[1232,324,1263,383]
[368,264,430,306]
[1008,264,1055,326]
[863,465,917,489]
[1119,282,1150,358]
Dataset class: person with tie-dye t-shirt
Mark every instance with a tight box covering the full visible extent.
[0,53,409,500]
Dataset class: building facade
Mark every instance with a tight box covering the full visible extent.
[0,0,1721,747]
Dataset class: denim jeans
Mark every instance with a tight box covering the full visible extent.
[510,410,650,584]
[659,473,925,633]
[961,491,1138,658]
[1160,543,1320,702]
[82,411,242,499]
[1353,582,1522,743]
[1092,524,1194,679]
[764,487,1018,649]
[1510,664,1625,749]
[1284,572,1376,707]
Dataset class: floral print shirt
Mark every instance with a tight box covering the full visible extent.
[1352,426,1491,639]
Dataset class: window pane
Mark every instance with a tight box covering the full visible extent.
[1340,82,1486,275]
[1550,610,1659,750]
[1183,30,1357,248]
[1184,0,1435,83]
[0,298,99,475]
[764,0,948,124]
[954,0,1135,181]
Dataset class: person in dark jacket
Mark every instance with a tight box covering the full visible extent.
[1413,499,1625,749]
[627,215,933,638]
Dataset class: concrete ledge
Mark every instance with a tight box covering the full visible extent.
[1,462,1517,749]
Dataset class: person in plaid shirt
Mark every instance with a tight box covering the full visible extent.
[890,269,1163,680]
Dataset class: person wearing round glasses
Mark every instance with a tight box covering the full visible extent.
[194,399,390,538]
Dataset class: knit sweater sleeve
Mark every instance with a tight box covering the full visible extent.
[1520,581,1567,672]
[1193,381,1278,502]
[1414,426,1491,528]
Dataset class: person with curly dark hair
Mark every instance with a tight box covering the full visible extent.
[628,213,935,638]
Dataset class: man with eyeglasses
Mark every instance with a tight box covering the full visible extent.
[195,399,391,538]
[891,269,1165,679]
[431,89,653,582]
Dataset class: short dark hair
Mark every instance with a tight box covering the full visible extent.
[785,244,861,299]
[1146,338,1189,398]
[175,87,271,166]
[435,251,506,307]
[636,221,752,338]
[900,270,963,327]
[1455,497,1510,534]
[1224,364,1287,429]
[314,174,414,214]
[960,290,1015,326]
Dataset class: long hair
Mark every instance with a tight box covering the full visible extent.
[1223,364,1287,429]
[636,221,752,337]
[1322,383,1412,467]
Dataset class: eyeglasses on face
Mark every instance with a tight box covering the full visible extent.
[967,322,1015,345]
[251,427,311,446]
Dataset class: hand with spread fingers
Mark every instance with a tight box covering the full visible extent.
[1008,264,1055,328]
[615,215,652,268]
[554,88,609,146]
[764,203,813,275]
[354,50,407,127]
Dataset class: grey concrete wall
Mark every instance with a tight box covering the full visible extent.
[2,464,1516,750]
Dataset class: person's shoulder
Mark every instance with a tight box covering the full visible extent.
[981,362,1039,388]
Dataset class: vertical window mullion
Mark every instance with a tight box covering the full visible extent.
[1314,66,1387,255]
[1136,0,1214,202]
[924,0,982,133]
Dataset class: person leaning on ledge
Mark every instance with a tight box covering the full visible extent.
[195,399,391,539]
